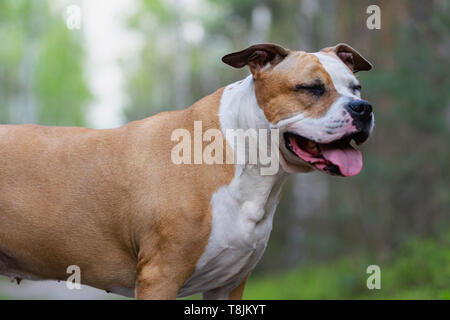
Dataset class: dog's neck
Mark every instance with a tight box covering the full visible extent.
[218,75,287,206]
[219,75,270,132]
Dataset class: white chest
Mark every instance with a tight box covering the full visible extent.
[178,76,286,298]
[178,167,286,297]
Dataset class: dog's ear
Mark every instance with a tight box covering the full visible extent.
[222,43,289,75]
[322,43,373,73]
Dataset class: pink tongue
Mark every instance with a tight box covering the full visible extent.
[320,144,363,176]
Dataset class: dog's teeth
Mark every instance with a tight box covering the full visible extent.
[307,141,319,152]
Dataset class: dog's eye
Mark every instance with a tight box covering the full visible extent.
[294,83,326,97]
[351,84,362,93]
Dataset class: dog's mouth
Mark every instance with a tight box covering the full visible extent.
[283,131,368,177]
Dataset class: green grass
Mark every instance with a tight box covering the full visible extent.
[243,233,450,299]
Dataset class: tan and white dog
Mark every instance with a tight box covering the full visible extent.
[0,43,373,299]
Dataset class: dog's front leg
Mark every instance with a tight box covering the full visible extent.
[228,274,249,300]
[134,259,191,300]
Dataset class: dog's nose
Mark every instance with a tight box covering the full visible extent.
[345,100,372,120]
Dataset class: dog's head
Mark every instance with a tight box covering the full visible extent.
[222,43,374,177]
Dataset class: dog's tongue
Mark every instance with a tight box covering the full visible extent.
[320,143,363,176]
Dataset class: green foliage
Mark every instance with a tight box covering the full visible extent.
[243,233,450,299]
[0,1,90,126]
[35,22,90,126]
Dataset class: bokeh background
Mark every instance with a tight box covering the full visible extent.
[0,0,449,299]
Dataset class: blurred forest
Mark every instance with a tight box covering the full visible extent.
[0,0,449,299]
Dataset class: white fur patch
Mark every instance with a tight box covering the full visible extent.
[178,77,287,298]
[275,99,356,144]
[312,52,361,99]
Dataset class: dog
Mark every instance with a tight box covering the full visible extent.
[0,43,373,299]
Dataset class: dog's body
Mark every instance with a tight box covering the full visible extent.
[0,43,373,299]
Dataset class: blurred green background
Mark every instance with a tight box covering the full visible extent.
[0,0,449,299]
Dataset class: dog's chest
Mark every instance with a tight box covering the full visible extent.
[178,168,284,297]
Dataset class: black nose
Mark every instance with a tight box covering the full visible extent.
[345,100,372,120]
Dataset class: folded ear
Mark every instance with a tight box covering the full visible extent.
[322,43,373,73]
[222,43,289,75]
